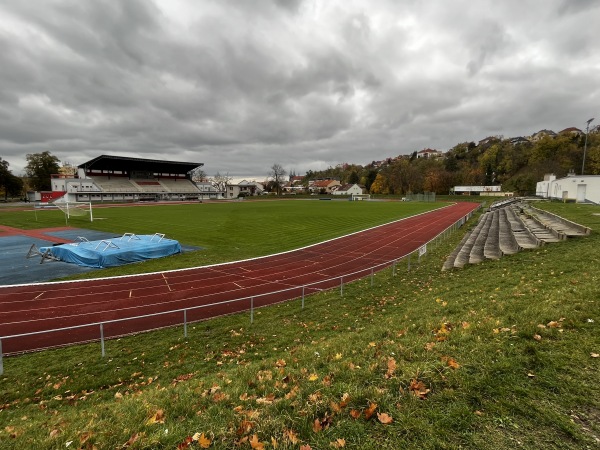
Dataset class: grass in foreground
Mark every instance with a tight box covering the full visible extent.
[1,201,599,449]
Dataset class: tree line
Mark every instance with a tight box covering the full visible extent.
[2,130,599,200]
[302,131,600,195]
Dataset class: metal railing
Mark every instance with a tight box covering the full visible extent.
[0,208,480,374]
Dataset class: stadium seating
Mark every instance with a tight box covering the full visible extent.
[442,200,590,270]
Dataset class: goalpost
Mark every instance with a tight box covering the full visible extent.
[52,199,94,222]
[351,193,371,201]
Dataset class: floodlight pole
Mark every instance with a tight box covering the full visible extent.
[582,118,595,175]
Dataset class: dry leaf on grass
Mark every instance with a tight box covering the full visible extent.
[364,402,378,419]
[377,412,393,424]
[146,409,165,425]
[330,438,346,448]
[249,434,265,449]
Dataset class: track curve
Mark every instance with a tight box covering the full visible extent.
[0,202,479,354]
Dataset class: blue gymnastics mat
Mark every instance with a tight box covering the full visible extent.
[39,233,182,268]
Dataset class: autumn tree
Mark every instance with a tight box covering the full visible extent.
[369,173,389,194]
[0,158,24,200]
[268,163,287,196]
[25,151,60,191]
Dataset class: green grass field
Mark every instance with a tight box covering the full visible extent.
[1,200,443,278]
[1,200,599,449]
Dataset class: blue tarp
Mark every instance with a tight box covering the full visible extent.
[39,234,182,268]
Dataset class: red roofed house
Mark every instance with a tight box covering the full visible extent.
[308,179,341,194]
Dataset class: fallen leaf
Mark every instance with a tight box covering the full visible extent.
[330,438,346,448]
[275,359,286,368]
[300,445,312,450]
[591,353,599,358]
[271,437,278,448]
[313,418,323,433]
[49,429,60,438]
[284,429,299,444]
[308,373,319,382]
[177,436,193,449]
[197,433,212,449]
[79,431,93,444]
[409,379,430,399]
[349,409,361,419]
[445,357,460,369]
[146,409,165,425]
[340,393,350,407]
[377,412,393,424]
[249,434,264,450]
[547,321,560,328]
[236,420,254,435]
[385,358,396,379]
[123,433,142,447]
[364,402,377,419]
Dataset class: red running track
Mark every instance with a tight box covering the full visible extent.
[0,202,479,354]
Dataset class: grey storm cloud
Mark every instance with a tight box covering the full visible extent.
[0,0,599,179]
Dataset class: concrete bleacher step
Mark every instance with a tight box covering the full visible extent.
[443,200,592,271]
[498,209,521,255]
[442,232,471,271]
[453,214,489,268]
[518,214,562,243]
[483,210,502,260]
[524,205,591,238]
[506,206,542,248]
[469,212,492,264]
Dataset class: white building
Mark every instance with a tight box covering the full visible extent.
[226,180,264,198]
[536,173,600,204]
[332,183,365,196]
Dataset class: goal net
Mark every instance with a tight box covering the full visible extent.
[52,199,94,222]
[351,194,371,201]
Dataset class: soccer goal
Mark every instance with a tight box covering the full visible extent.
[52,199,94,222]
[351,193,371,201]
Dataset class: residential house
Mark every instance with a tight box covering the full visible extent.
[195,181,225,199]
[508,136,530,146]
[226,180,264,198]
[558,127,583,137]
[308,179,341,194]
[332,183,365,196]
[530,129,557,141]
[416,148,444,159]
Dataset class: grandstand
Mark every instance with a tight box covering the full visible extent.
[50,155,204,202]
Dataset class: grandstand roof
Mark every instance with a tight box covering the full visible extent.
[79,155,203,174]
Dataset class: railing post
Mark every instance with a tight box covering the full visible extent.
[371,268,374,286]
[407,254,411,272]
[0,339,3,376]
[301,286,305,309]
[392,260,396,277]
[340,277,344,296]
[184,309,188,338]
[250,297,254,324]
[100,323,105,357]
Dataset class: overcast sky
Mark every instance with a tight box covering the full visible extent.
[1,0,599,180]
